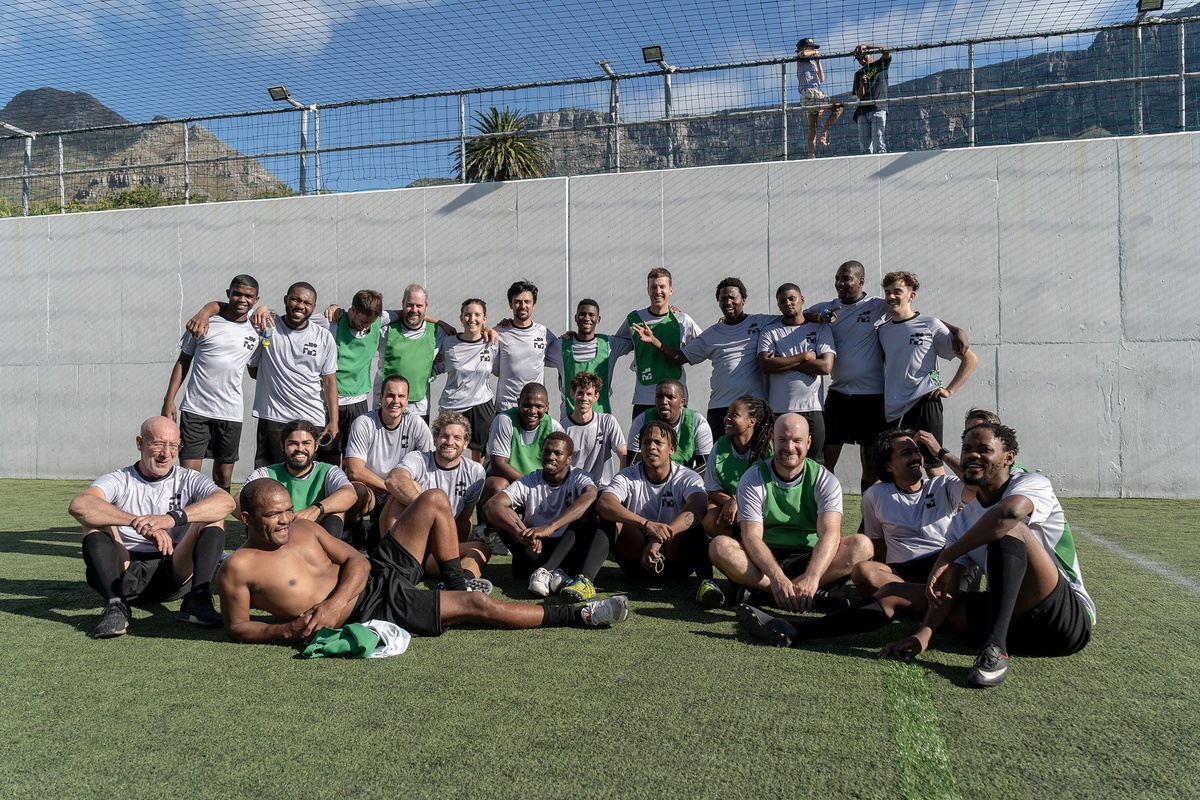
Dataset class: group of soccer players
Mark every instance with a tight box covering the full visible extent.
[69,262,1094,687]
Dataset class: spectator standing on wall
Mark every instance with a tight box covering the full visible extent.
[796,38,843,159]
[853,43,892,154]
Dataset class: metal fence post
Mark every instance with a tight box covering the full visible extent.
[609,76,620,172]
[57,135,65,213]
[459,94,467,183]
[1135,17,1145,135]
[1180,22,1187,131]
[182,123,190,204]
[781,62,789,161]
[313,107,321,193]
[22,134,32,216]
[299,107,309,194]
[968,43,976,146]
[664,70,674,169]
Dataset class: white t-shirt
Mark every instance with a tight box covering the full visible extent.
[245,462,351,499]
[877,313,957,421]
[250,315,338,425]
[612,309,704,406]
[397,451,485,519]
[602,462,707,523]
[757,320,837,414]
[805,295,888,395]
[344,409,434,478]
[627,411,714,459]
[436,335,497,411]
[501,467,596,539]
[946,471,1095,623]
[486,413,565,459]
[178,315,260,422]
[736,459,844,524]
[862,474,964,563]
[562,411,627,484]
[495,322,556,411]
[681,313,774,409]
[90,465,221,554]
[703,438,755,493]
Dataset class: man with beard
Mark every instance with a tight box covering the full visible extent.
[239,419,363,542]
[738,423,1094,688]
[495,280,557,412]
[162,274,261,493]
[627,379,714,473]
[757,283,836,464]
[69,416,234,638]
[632,277,774,434]
[374,284,456,424]
[217,478,630,644]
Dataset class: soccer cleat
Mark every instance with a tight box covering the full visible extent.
[93,599,131,639]
[579,595,630,627]
[528,567,554,597]
[434,577,494,594]
[733,585,772,608]
[548,568,571,595]
[560,575,596,603]
[967,644,1010,687]
[735,604,799,648]
[176,593,223,628]
[696,578,726,608]
[813,588,851,614]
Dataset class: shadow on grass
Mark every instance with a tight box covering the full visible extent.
[0,528,85,559]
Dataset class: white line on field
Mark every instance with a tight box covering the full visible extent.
[1075,527,1200,595]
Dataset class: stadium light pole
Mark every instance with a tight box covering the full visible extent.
[1,120,35,216]
[1134,0,1164,135]
[643,46,676,168]
[597,60,620,172]
[268,85,316,194]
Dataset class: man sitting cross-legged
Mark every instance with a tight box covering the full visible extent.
[852,428,964,595]
[737,423,1094,688]
[484,432,607,602]
[710,413,873,613]
[217,478,630,643]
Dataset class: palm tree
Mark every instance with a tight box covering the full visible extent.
[453,107,548,182]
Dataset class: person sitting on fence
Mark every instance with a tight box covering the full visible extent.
[796,38,844,158]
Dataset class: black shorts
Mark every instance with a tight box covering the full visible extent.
[317,400,368,463]
[706,407,728,440]
[460,402,496,453]
[351,534,443,637]
[890,395,945,467]
[179,411,242,463]
[825,391,887,446]
[85,551,191,605]
[771,547,814,579]
[963,573,1093,656]
[798,411,826,465]
[889,551,941,583]
[254,419,288,468]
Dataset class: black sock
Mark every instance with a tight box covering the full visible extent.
[682,527,713,579]
[438,558,470,591]
[541,604,576,628]
[189,525,226,598]
[982,536,1027,653]
[82,531,124,603]
[321,515,346,542]
[218,485,233,495]
[540,529,577,573]
[577,526,610,580]
[788,597,892,642]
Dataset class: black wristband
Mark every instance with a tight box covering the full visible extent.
[315,501,326,517]
[168,508,188,526]
[937,448,950,459]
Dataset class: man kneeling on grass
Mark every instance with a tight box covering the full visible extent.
[217,478,629,644]
[737,423,1094,687]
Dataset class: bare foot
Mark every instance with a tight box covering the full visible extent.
[819,132,830,147]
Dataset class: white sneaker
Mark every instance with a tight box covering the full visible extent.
[580,595,631,627]
[528,567,553,597]
[549,568,571,595]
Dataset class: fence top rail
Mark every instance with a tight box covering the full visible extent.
[1,13,1197,144]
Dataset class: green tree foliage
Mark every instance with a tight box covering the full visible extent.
[453,107,548,182]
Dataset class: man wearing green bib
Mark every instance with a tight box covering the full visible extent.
[627,379,714,473]
[318,289,385,463]
[238,420,365,542]
[483,383,564,508]
[547,299,632,417]
[710,413,872,613]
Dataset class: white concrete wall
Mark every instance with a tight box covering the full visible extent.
[2,132,1195,497]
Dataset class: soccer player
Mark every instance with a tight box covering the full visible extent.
[484,433,607,601]
[561,371,627,485]
[374,284,458,423]
[878,271,978,476]
[610,268,704,422]
[702,395,775,540]
[710,413,872,612]
[546,298,631,416]
[162,274,260,492]
[69,416,234,638]
[853,428,963,594]
[627,379,714,473]
[238,419,364,542]
[313,289,385,462]
[494,280,557,412]
[343,374,434,547]
[434,298,498,462]
[632,277,774,434]
[217,478,630,644]
[483,382,564,503]
[758,283,835,464]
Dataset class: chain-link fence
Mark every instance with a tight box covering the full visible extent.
[1,14,1197,215]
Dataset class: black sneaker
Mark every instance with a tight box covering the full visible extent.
[176,593,223,628]
[967,644,1010,687]
[93,600,131,638]
[813,588,851,614]
[735,604,799,648]
[733,585,772,608]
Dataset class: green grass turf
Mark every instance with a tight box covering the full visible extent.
[2,480,1199,799]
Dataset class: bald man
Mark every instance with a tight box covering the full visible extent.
[68,416,235,638]
[709,413,872,613]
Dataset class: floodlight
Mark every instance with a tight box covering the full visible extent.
[268,86,292,102]
[1137,0,1164,11]
[642,46,664,64]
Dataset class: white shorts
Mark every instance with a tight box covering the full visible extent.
[800,87,831,109]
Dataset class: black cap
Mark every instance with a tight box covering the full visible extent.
[796,37,819,51]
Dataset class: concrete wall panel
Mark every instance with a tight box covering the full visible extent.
[0,217,50,366]
[1117,341,1200,498]
[334,189,427,300]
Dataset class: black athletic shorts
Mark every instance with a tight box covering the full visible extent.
[889,395,945,467]
[85,551,191,605]
[460,401,496,454]
[825,391,888,446]
[179,411,242,463]
[889,551,941,583]
[706,407,728,440]
[351,533,443,637]
[771,547,814,579]
[317,400,368,463]
[963,573,1093,656]
[255,419,288,468]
